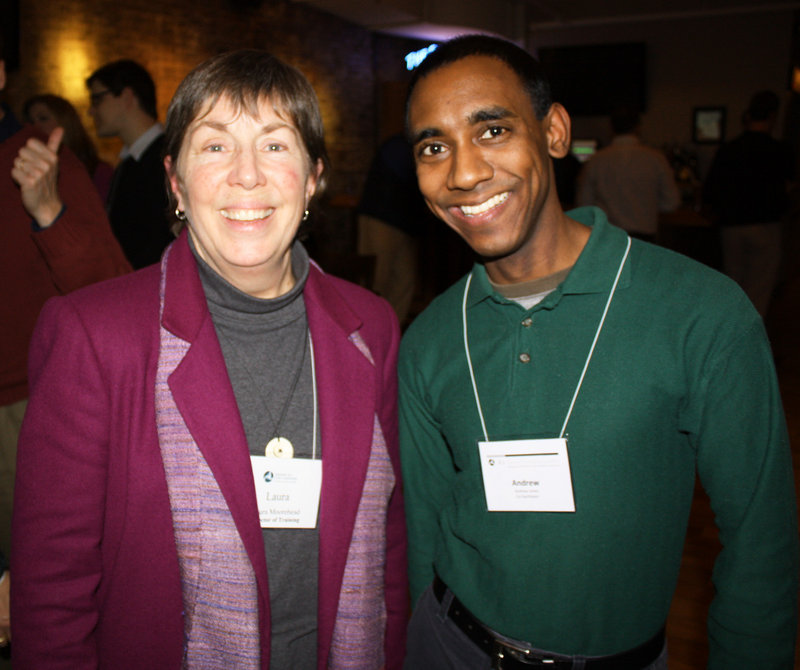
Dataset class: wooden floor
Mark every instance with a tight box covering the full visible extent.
[665,274,800,669]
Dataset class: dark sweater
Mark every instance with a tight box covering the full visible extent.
[704,130,794,225]
[107,134,173,268]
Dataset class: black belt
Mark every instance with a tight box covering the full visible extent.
[433,576,665,670]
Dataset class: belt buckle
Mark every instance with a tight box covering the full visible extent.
[490,640,509,670]
[491,639,564,669]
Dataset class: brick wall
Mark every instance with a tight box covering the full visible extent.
[7,0,404,258]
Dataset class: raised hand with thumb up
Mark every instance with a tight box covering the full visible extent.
[11,126,65,228]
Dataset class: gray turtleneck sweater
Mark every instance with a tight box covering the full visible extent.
[193,239,319,668]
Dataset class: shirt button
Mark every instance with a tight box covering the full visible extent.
[521,317,533,327]
[519,353,531,363]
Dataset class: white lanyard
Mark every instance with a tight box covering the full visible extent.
[250,332,321,529]
[309,333,318,459]
[462,236,631,441]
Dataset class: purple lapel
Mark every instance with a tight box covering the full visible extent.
[304,264,377,666]
[160,232,271,637]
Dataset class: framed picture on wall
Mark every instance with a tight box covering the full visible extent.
[692,107,726,144]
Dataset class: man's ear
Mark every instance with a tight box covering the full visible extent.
[0,61,6,93]
[120,86,138,111]
[544,103,571,159]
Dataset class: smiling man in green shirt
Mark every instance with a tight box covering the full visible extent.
[399,35,797,670]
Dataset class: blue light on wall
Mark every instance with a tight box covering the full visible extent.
[405,44,438,71]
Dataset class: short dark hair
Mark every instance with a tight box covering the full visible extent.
[610,106,640,135]
[163,49,329,215]
[406,34,553,129]
[746,90,780,122]
[87,60,158,119]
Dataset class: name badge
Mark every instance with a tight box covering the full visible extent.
[478,438,575,512]
[250,456,322,528]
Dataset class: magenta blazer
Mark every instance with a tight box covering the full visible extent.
[11,232,408,669]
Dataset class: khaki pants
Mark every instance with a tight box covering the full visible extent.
[358,215,418,326]
[721,222,782,317]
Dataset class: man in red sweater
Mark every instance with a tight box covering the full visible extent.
[0,39,130,636]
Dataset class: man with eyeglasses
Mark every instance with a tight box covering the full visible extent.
[87,59,173,268]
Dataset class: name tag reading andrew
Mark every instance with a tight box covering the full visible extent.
[250,456,322,528]
[478,438,575,512]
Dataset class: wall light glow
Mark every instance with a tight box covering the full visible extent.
[51,30,96,107]
[405,44,438,71]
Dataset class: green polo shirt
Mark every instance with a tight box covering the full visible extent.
[399,207,797,667]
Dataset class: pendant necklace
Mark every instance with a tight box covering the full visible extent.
[223,325,309,459]
[262,329,308,458]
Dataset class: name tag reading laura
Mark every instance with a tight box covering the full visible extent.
[250,456,322,528]
[478,438,575,512]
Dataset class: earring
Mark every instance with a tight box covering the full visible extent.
[302,209,310,222]
[175,208,187,221]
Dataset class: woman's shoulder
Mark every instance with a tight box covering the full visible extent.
[306,262,399,347]
[29,264,162,380]
[70,262,159,301]
[45,263,161,333]
[309,261,394,318]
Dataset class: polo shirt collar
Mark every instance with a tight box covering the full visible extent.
[467,206,632,309]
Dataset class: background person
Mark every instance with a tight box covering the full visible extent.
[87,59,173,268]
[0,34,130,641]
[12,50,407,669]
[357,133,427,326]
[576,106,680,242]
[703,90,795,317]
[23,93,115,201]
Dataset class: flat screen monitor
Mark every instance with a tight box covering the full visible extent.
[538,42,647,117]
[571,139,597,163]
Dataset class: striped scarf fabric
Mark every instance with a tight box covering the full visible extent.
[328,333,395,668]
[155,247,261,669]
